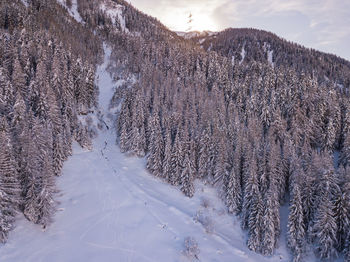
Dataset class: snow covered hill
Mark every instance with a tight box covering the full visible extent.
[0,44,294,262]
[2,1,350,261]
[175,31,217,39]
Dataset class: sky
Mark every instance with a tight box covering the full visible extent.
[128,0,350,61]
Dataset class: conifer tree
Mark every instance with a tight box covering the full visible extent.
[147,112,164,176]
[213,133,229,186]
[85,66,96,108]
[12,56,27,99]
[180,153,195,197]
[130,94,147,157]
[198,127,211,180]
[310,156,339,259]
[312,192,338,260]
[341,128,350,167]
[261,181,280,255]
[241,149,259,230]
[247,190,263,253]
[46,85,65,176]
[118,92,133,152]
[345,231,350,262]
[335,167,350,252]
[0,118,20,243]
[162,127,173,181]
[224,166,242,214]
[120,121,131,153]
[287,177,306,262]
[23,118,56,227]
[169,128,183,186]
[10,92,27,157]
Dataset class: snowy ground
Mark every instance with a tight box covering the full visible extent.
[56,0,83,23]
[0,45,295,262]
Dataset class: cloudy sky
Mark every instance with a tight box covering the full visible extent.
[129,0,350,61]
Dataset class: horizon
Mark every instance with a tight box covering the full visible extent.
[129,0,350,61]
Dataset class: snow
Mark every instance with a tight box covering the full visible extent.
[56,0,83,23]
[56,0,65,6]
[70,0,83,23]
[176,31,217,40]
[176,31,201,39]
[20,0,28,7]
[0,44,294,262]
[263,42,274,67]
[100,1,129,33]
[337,83,344,91]
[240,44,246,64]
[97,44,115,111]
[232,56,235,66]
[333,150,340,168]
[206,31,218,37]
[268,50,274,67]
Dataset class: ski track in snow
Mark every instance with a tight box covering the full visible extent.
[0,44,295,262]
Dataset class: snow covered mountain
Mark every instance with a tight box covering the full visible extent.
[175,31,217,39]
[185,28,350,86]
[1,0,350,262]
[0,42,292,262]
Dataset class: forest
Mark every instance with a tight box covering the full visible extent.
[1,0,350,261]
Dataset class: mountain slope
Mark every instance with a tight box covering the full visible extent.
[0,44,292,262]
[1,0,350,261]
[0,0,101,241]
[189,28,350,87]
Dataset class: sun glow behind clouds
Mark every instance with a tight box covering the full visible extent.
[129,0,350,60]
[129,0,221,32]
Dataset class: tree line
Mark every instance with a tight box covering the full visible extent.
[0,0,100,242]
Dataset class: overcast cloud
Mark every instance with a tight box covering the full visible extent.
[129,0,350,61]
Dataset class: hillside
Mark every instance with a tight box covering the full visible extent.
[186,28,350,88]
[1,0,350,261]
[0,43,292,262]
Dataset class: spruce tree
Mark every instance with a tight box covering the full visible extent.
[345,230,350,262]
[169,127,183,186]
[162,128,173,181]
[241,149,259,230]
[147,112,164,177]
[312,193,338,260]
[287,178,306,262]
[12,56,27,99]
[198,127,210,180]
[311,162,339,260]
[23,118,56,228]
[213,133,229,186]
[180,153,195,197]
[224,166,241,214]
[0,118,21,243]
[130,95,147,157]
[336,167,350,252]
[261,184,280,255]
[120,121,131,153]
[247,190,263,253]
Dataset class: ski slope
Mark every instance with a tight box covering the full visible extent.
[0,45,294,262]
